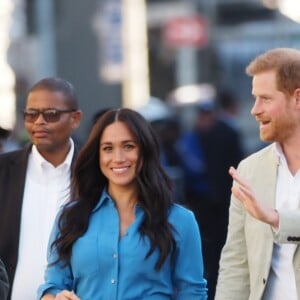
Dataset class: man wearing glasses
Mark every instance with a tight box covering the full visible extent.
[0,77,82,299]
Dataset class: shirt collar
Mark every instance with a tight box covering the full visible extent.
[273,142,286,166]
[31,138,74,169]
[93,189,111,212]
[92,189,142,213]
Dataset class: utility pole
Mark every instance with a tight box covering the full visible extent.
[35,0,56,77]
[0,0,16,130]
[122,0,150,109]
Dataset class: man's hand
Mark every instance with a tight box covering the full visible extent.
[229,166,279,230]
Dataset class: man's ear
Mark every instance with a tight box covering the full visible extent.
[294,88,300,98]
[71,110,83,129]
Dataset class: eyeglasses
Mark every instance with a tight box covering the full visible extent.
[23,108,76,123]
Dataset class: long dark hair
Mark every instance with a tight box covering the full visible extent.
[52,108,175,270]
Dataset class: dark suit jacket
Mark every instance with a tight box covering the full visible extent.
[0,144,78,298]
[0,258,9,300]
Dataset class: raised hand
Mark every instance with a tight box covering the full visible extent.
[229,166,279,229]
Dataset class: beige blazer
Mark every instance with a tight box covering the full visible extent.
[215,143,300,300]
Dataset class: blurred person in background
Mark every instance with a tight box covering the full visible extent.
[82,107,112,145]
[0,127,20,154]
[91,107,112,126]
[0,127,11,153]
[150,117,186,204]
[37,108,207,299]
[217,88,241,131]
[216,48,300,299]
[176,91,244,300]
[0,258,9,300]
[0,77,82,299]
[138,97,186,204]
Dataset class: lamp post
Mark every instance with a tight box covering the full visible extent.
[122,0,150,109]
[278,0,300,23]
[262,0,300,23]
[0,0,16,130]
[35,0,56,77]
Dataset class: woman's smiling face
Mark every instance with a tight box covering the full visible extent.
[99,121,140,191]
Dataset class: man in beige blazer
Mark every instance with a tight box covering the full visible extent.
[215,48,300,300]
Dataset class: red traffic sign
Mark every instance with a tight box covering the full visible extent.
[162,15,208,49]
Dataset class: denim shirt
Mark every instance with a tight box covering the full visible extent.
[37,191,207,300]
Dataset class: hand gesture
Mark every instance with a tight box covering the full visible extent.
[229,166,279,229]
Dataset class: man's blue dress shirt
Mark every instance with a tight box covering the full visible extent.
[37,191,207,299]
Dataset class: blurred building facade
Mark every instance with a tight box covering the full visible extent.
[4,0,300,149]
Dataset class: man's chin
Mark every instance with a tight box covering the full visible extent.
[35,143,55,153]
[260,134,273,143]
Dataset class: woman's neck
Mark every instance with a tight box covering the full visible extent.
[108,186,138,211]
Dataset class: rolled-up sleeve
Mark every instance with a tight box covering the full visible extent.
[171,208,207,299]
[273,209,300,244]
[37,216,73,299]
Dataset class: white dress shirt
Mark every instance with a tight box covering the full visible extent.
[11,140,74,300]
[263,143,299,300]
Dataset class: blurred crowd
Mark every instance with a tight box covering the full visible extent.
[138,87,245,299]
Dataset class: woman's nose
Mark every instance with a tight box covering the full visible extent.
[113,149,125,162]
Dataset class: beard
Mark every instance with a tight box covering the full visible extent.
[259,114,295,143]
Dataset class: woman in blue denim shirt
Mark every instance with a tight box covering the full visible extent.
[38,108,207,300]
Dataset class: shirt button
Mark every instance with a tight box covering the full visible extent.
[111,279,116,284]
[113,253,118,259]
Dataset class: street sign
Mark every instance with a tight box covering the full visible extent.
[162,15,208,49]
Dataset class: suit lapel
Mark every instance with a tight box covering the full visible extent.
[256,146,279,209]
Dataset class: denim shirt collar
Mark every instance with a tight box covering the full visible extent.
[92,188,142,214]
[93,188,111,212]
